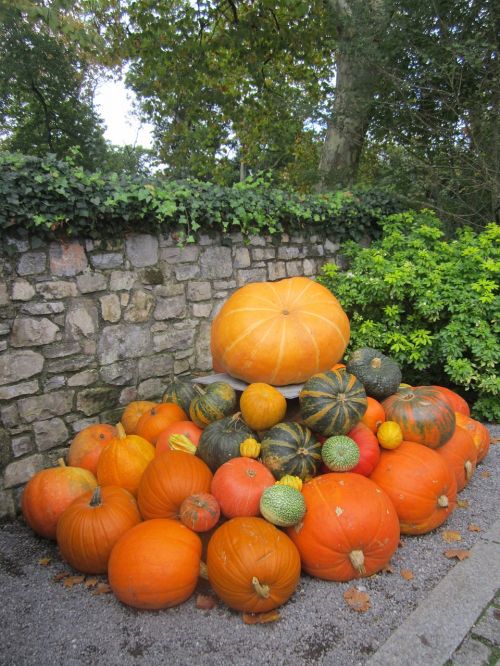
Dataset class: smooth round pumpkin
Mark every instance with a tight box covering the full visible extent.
[436,425,477,492]
[155,421,203,455]
[162,375,198,414]
[196,413,256,472]
[207,516,301,612]
[240,382,287,431]
[382,386,456,449]
[370,441,457,535]
[21,460,97,540]
[137,450,213,520]
[179,493,221,532]
[454,412,490,462]
[299,369,368,436]
[360,397,385,433]
[432,386,470,417]
[120,400,156,435]
[260,422,322,481]
[189,382,237,429]
[210,276,350,386]
[67,424,117,475]
[211,457,275,518]
[135,402,187,445]
[286,473,400,581]
[346,422,381,477]
[346,347,402,401]
[56,486,142,574]
[96,424,155,496]
[108,518,202,609]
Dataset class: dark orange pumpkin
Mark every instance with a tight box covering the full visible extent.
[360,397,385,433]
[155,420,203,455]
[67,424,117,475]
[135,402,187,445]
[179,493,220,532]
[210,457,276,518]
[120,400,157,434]
[207,516,301,612]
[346,422,381,477]
[370,441,457,534]
[431,386,470,417]
[286,473,400,581]
[454,412,490,462]
[436,425,477,492]
[382,386,456,448]
[108,518,202,609]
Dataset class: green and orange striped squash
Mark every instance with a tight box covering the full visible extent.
[162,374,199,414]
[189,382,237,429]
[260,422,322,482]
[382,386,456,449]
[196,413,256,472]
[299,369,368,437]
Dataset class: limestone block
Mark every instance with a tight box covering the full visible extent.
[137,377,164,400]
[76,387,120,417]
[195,321,213,370]
[153,322,196,353]
[236,268,267,286]
[1,404,20,428]
[277,246,300,260]
[97,324,151,365]
[174,264,201,281]
[126,234,159,267]
[100,294,121,323]
[43,342,81,358]
[233,247,251,268]
[0,490,16,519]
[0,282,9,306]
[11,433,33,458]
[50,241,88,276]
[17,390,75,423]
[17,251,46,276]
[66,299,98,339]
[36,281,78,300]
[12,279,35,301]
[67,370,98,387]
[0,380,39,401]
[109,271,137,291]
[10,317,59,347]
[200,246,232,279]
[21,302,64,315]
[76,272,108,293]
[192,303,212,318]
[100,360,137,385]
[154,295,186,320]
[138,354,173,380]
[43,376,66,391]
[4,453,45,488]
[251,247,275,261]
[46,356,94,373]
[0,350,44,385]
[302,259,317,276]
[90,253,123,270]
[267,261,287,281]
[187,281,212,302]
[33,417,69,452]
[123,289,155,323]
[286,260,303,277]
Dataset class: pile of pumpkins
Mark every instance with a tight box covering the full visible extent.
[20,277,492,615]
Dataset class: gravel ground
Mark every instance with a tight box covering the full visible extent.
[0,425,498,666]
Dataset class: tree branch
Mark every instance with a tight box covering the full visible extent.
[30,80,53,151]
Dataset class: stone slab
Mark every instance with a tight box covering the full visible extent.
[194,372,304,398]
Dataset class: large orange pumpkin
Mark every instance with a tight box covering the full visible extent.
[207,516,301,612]
[210,457,276,518]
[210,276,350,386]
[67,423,117,475]
[454,412,490,462]
[370,441,457,535]
[135,402,187,444]
[436,425,477,492]
[108,518,202,609]
[286,473,400,581]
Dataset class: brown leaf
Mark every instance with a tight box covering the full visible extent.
[344,587,371,612]
[490,436,499,444]
[196,594,216,610]
[456,499,469,509]
[38,557,52,566]
[401,569,414,581]
[468,523,481,532]
[441,530,462,543]
[443,549,471,561]
[84,577,99,588]
[63,575,85,588]
[242,610,280,624]
[52,572,71,582]
[382,564,395,574]
[90,582,112,596]
[480,470,491,478]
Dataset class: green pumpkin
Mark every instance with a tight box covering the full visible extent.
[162,374,198,414]
[189,381,237,428]
[346,347,402,401]
[260,485,306,527]
[260,422,322,482]
[321,435,360,471]
[299,369,367,437]
[196,413,256,472]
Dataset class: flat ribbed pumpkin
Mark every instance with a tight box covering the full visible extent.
[210,277,350,386]
[260,422,322,481]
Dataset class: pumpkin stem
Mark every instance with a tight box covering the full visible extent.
[89,487,102,507]
[115,422,127,439]
[199,561,209,580]
[437,494,449,508]
[57,458,66,468]
[229,411,242,424]
[252,576,270,598]
[465,461,473,481]
[168,434,197,454]
[349,549,366,575]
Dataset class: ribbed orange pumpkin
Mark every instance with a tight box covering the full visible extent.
[210,457,276,518]
[67,424,117,475]
[108,518,202,609]
[370,441,457,535]
[210,276,350,386]
[135,402,187,445]
[207,516,301,612]
[137,450,213,520]
[286,473,400,581]
[431,386,470,417]
[454,413,490,462]
[240,383,287,431]
[56,486,142,573]
[436,425,477,492]
[120,400,157,434]
[21,460,97,540]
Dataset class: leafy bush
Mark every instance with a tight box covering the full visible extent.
[319,210,500,421]
[0,152,402,242]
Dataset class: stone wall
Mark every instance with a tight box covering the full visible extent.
[0,230,342,518]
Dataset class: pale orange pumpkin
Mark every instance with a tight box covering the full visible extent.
[240,382,287,431]
[210,276,350,386]
[436,425,477,491]
[135,402,187,445]
[67,423,117,475]
[120,400,157,434]
[454,412,490,462]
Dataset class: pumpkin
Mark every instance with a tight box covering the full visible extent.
[137,450,213,520]
[436,425,477,492]
[196,413,256,472]
[321,436,360,471]
[260,485,306,527]
[108,518,202,609]
[432,386,470,417]
[299,369,368,436]
[286,473,400,581]
[346,347,402,401]
[21,459,97,540]
[189,382,237,429]
[370,441,457,535]
[135,402,187,445]
[240,383,287,431]
[56,486,142,574]
[162,374,198,414]
[120,400,156,435]
[179,493,221,532]
[96,423,155,496]
[454,412,490,462]
[377,421,403,449]
[211,457,275,518]
[67,423,117,475]
[207,516,301,612]
[346,422,380,477]
[382,386,456,449]
[155,420,202,456]
[260,422,322,481]
[210,276,350,386]
[360,396,385,433]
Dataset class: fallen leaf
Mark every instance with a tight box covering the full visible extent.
[382,564,395,574]
[63,575,85,588]
[90,583,112,596]
[38,557,52,566]
[480,470,491,478]
[441,530,462,543]
[84,577,99,588]
[344,587,371,612]
[196,594,216,610]
[52,572,70,582]
[468,523,481,532]
[242,610,280,624]
[490,437,499,445]
[457,499,469,509]
[443,549,470,561]
[401,569,414,581]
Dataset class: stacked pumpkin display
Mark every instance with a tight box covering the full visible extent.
[20,277,491,615]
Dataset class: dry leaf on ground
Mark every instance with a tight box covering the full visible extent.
[441,530,462,543]
[382,564,395,574]
[457,499,469,509]
[242,610,280,624]
[480,470,491,478]
[443,549,470,561]
[468,523,481,532]
[90,583,112,596]
[63,575,85,588]
[401,569,414,581]
[344,588,371,612]
[38,557,51,566]
[52,572,70,582]
[84,577,99,588]
[196,594,216,610]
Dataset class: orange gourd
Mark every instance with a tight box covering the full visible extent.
[360,397,385,433]
[431,386,470,417]
[240,383,287,431]
[108,518,202,609]
[120,400,157,434]
[210,457,276,518]
[135,402,187,444]
[454,412,490,462]
[370,441,457,534]
[179,493,220,532]
[286,473,400,581]
[56,486,142,573]
[67,423,117,475]
[207,516,301,612]
[436,425,477,492]
[210,276,350,386]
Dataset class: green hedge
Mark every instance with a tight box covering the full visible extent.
[0,152,402,242]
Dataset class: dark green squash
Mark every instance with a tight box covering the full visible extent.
[162,374,198,414]
[260,422,322,482]
[299,369,367,436]
[189,381,237,429]
[196,413,256,472]
[346,347,402,401]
